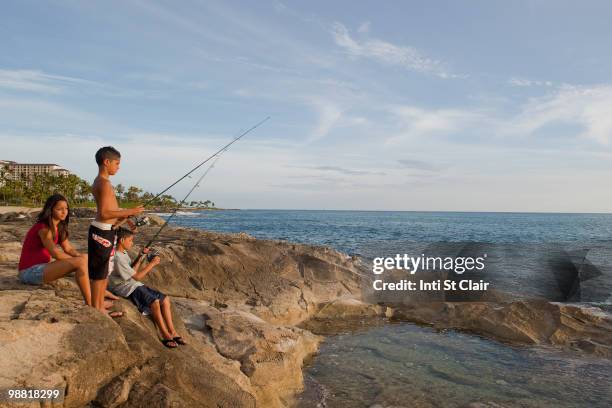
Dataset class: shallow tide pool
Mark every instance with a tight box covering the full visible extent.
[296,320,612,408]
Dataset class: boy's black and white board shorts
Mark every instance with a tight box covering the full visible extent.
[88,221,117,280]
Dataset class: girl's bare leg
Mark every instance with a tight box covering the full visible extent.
[42,255,91,306]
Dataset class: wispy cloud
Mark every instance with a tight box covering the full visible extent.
[386,83,612,145]
[385,105,486,144]
[0,69,94,93]
[330,22,459,79]
[308,98,343,142]
[397,159,441,172]
[509,84,612,144]
[509,77,555,87]
[291,164,386,176]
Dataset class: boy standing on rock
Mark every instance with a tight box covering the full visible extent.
[89,146,144,316]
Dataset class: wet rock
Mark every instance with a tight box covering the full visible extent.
[314,297,391,319]
[146,213,165,226]
[70,207,97,218]
[391,300,612,356]
[0,211,31,222]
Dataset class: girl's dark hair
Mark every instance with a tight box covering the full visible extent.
[37,194,70,243]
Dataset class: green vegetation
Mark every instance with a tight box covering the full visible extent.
[0,165,216,209]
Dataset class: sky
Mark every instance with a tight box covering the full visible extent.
[1,0,612,212]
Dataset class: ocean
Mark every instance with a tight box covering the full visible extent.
[160,210,612,252]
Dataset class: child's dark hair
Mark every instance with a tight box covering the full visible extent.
[117,227,134,242]
[95,146,121,166]
[37,194,70,243]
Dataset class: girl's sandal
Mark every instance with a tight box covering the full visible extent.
[173,336,187,345]
[161,339,178,349]
[108,311,124,318]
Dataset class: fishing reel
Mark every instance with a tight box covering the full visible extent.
[131,215,150,227]
[146,247,161,262]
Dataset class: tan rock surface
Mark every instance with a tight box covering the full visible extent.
[0,217,365,407]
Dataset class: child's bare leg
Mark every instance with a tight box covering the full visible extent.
[74,261,92,306]
[160,297,178,337]
[91,279,107,312]
[105,290,119,301]
[43,255,91,306]
[150,300,172,339]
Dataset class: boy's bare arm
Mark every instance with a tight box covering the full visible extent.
[95,178,143,223]
[132,256,160,281]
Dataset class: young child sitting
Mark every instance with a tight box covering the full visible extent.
[109,228,186,349]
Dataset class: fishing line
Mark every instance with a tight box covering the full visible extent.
[132,153,223,265]
[142,116,270,208]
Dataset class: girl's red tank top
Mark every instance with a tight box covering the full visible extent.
[18,222,58,271]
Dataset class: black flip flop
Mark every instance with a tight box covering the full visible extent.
[161,339,178,349]
[173,336,187,345]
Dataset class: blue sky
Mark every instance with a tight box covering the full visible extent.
[1,0,612,212]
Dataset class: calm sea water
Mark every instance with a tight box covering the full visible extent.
[161,210,612,254]
[295,321,612,408]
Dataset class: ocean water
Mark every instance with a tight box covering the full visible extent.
[166,210,612,303]
[295,321,612,408]
[164,210,612,407]
[162,210,612,253]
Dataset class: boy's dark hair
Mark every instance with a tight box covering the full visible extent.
[117,227,134,242]
[95,146,121,166]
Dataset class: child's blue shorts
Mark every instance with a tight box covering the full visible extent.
[128,285,166,315]
[18,263,46,285]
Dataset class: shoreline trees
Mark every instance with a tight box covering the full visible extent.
[0,164,216,209]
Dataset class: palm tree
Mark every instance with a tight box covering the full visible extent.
[126,186,143,202]
[77,179,92,204]
[0,164,11,204]
[115,183,125,203]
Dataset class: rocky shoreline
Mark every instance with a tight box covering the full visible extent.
[0,210,610,407]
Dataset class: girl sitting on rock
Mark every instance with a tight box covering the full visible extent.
[17,194,122,316]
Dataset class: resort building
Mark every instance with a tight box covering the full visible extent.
[0,160,71,184]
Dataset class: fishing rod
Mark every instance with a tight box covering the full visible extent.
[142,116,270,208]
[132,154,223,266]
[122,116,269,229]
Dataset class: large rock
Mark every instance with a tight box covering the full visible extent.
[205,308,322,407]
[0,211,32,222]
[391,299,612,356]
[0,288,258,408]
[131,224,366,326]
[0,218,368,407]
[0,289,136,407]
